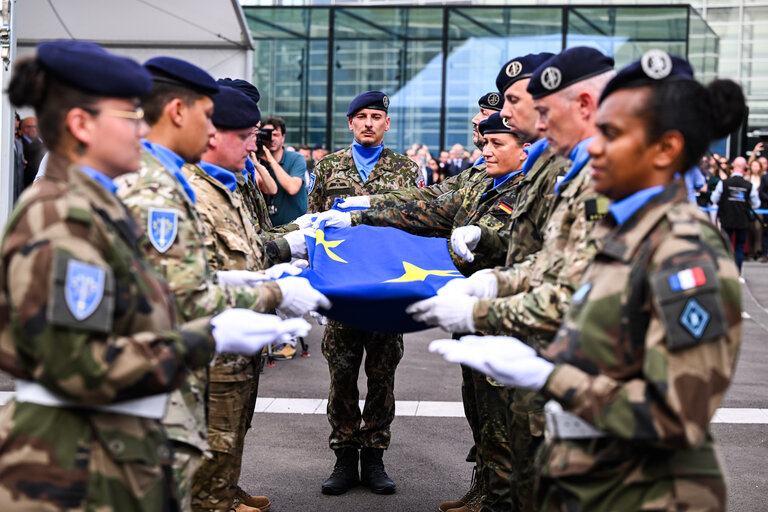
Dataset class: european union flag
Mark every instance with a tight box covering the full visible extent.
[301,223,464,333]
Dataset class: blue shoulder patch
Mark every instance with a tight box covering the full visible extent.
[308,173,317,195]
[148,208,179,253]
[65,260,106,321]
[680,297,710,339]
[572,282,592,304]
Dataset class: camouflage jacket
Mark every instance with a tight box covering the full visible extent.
[351,171,526,274]
[237,172,274,233]
[368,163,487,207]
[308,145,420,212]
[473,159,609,344]
[183,163,272,382]
[115,148,282,450]
[0,155,214,511]
[538,181,741,508]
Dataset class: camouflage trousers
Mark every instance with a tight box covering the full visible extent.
[321,320,404,450]
[191,363,259,512]
[172,441,203,512]
[509,389,546,512]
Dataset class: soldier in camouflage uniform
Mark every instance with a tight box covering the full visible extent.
[431,52,746,512]
[411,48,616,512]
[0,40,297,512]
[308,91,419,497]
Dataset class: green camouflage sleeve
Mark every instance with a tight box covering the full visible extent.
[543,221,741,449]
[307,158,329,214]
[368,165,482,207]
[350,190,460,237]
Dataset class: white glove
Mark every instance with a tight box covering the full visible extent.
[292,213,315,230]
[428,335,554,391]
[283,229,315,259]
[309,310,328,325]
[437,271,498,299]
[337,196,371,209]
[276,276,332,317]
[406,294,478,333]
[451,225,482,263]
[311,209,352,229]
[216,270,264,288]
[211,309,311,355]
[263,260,308,279]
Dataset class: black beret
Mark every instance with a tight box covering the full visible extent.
[478,92,503,111]
[479,112,514,136]
[36,40,151,97]
[217,78,260,105]
[495,52,555,94]
[312,143,325,150]
[599,50,694,104]
[144,56,219,96]
[347,91,389,117]
[527,47,614,100]
[211,86,261,129]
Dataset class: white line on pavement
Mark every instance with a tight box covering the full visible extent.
[0,392,765,424]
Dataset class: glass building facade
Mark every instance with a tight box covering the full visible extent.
[243,3,719,153]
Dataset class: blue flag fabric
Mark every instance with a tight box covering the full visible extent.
[300,223,464,333]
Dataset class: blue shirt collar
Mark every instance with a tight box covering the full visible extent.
[142,139,196,204]
[243,157,256,185]
[351,140,384,183]
[521,138,549,175]
[80,166,118,195]
[199,160,239,192]
[473,155,485,166]
[555,137,594,195]
[609,185,665,225]
[492,169,522,190]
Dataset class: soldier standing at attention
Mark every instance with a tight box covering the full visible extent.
[0,40,309,512]
[115,56,326,512]
[431,51,745,512]
[308,91,419,496]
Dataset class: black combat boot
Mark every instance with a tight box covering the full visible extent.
[321,448,359,495]
[360,447,396,494]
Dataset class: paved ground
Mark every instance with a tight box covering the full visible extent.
[1,262,766,511]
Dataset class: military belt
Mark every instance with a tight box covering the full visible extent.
[544,400,606,440]
[15,380,169,419]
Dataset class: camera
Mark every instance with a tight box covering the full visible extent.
[256,127,274,157]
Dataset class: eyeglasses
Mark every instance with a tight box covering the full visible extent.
[80,106,144,122]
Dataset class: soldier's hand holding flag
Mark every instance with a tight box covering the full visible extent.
[437,269,498,298]
[450,225,482,262]
[211,308,311,355]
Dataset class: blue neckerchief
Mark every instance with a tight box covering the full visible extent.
[483,169,522,197]
[521,138,549,175]
[199,161,238,193]
[473,155,485,166]
[244,157,256,186]
[351,141,384,183]
[142,139,196,204]
[609,185,664,225]
[555,137,594,195]
[80,166,117,195]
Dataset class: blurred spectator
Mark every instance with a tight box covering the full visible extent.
[684,166,707,204]
[470,147,482,165]
[297,144,312,168]
[20,116,45,189]
[259,116,308,226]
[12,113,24,202]
[446,143,471,177]
[312,144,327,168]
[747,158,764,259]
[426,157,440,186]
[759,158,768,263]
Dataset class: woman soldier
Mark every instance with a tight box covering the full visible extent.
[430,51,745,511]
[0,41,308,511]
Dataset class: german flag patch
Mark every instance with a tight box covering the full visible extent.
[498,202,514,214]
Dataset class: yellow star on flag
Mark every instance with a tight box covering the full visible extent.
[315,229,347,263]
[384,261,462,283]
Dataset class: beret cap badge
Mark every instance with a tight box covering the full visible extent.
[541,67,562,90]
[487,93,500,106]
[382,95,390,109]
[506,61,523,78]
[641,50,673,80]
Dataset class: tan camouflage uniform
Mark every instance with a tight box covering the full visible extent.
[309,145,418,451]
[115,148,282,512]
[539,180,741,511]
[237,171,273,234]
[182,163,271,512]
[0,154,215,512]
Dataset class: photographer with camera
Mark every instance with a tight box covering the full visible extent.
[258,116,308,226]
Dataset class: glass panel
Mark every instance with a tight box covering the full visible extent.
[331,7,444,153]
[444,7,562,151]
[688,8,720,83]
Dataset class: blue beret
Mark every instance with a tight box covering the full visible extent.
[479,112,514,136]
[599,50,694,103]
[495,52,555,94]
[478,92,503,111]
[217,78,260,105]
[36,40,151,97]
[527,47,614,100]
[347,91,389,117]
[144,56,219,96]
[211,86,261,129]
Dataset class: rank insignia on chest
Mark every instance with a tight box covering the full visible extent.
[584,197,609,221]
[65,260,105,321]
[327,177,353,191]
[668,267,706,291]
[148,208,179,253]
[308,173,317,194]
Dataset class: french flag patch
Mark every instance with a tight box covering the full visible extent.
[668,267,706,292]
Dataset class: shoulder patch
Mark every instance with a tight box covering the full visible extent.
[416,176,425,188]
[308,173,317,194]
[148,208,179,253]
[65,259,105,321]
[584,197,610,222]
[49,251,114,332]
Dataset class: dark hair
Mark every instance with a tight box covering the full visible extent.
[262,115,286,134]
[639,79,747,171]
[141,81,206,126]
[8,57,96,152]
